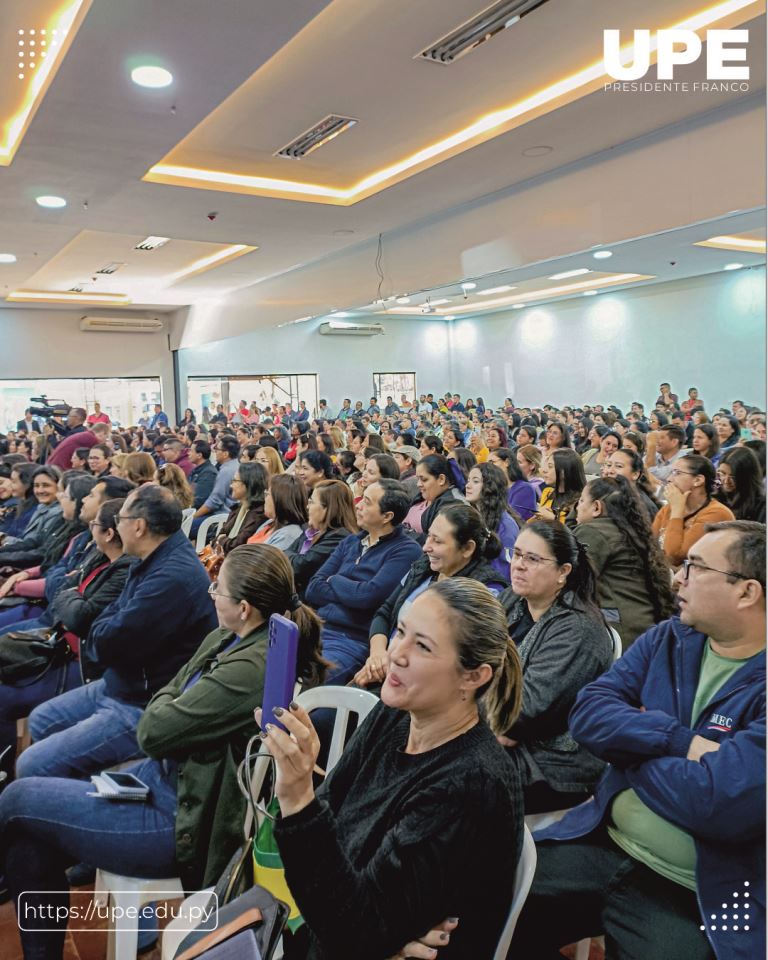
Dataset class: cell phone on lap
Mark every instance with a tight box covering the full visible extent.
[88,770,150,801]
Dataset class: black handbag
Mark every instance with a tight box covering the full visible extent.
[0,627,74,684]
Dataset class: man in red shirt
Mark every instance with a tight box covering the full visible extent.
[47,414,111,469]
[86,402,111,426]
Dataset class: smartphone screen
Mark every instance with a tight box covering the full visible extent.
[107,772,146,789]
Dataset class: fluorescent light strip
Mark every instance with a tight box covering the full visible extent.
[145,0,760,203]
[7,290,131,304]
[548,268,590,280]
[166,244,256,284]
[697,235,767,252]
[1,0,92,165]
[479,285,516,295]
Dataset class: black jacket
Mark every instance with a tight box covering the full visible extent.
[285,527,353,597]
[49,554,135,655]
[369,553,509,640]
[189,460,218,510]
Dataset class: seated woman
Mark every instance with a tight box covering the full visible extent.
[716,446,766,522]
[515,443,545,498]
[715,414,741,453]
[286,479,359,597]
[123,451,156,486]
[488,448,538,521]
[691,422,721,465]
[485,424,509,452]
[651,453,734,567]
[264,577,524,960]
[465,463,521,578]
[546,422,571,450]
[0,466,64,569]
[0,497,133,782]
[582,429,622,480]
[355,502,509,689]
[403,453,466,542]
[155,463,194,509]
[214,461,269,555]
[536,449,586,526]
[295,450,334,492]
[247,474,308,550]
[499,521,613,814]
[575,477,675,650]
[601,447,661,519]
[419,434,446,458]
[620,429,646,457]
[254,444,286,479]
[0,545,326,960]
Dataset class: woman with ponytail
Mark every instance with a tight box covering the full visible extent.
[601,447,661,519]
[465,462,522,578]
[261,578,525,960]
[410,453,466,543]
[575,476,675,650]
[0,544,327,953]
[355,502,509,688]
[499,520,613,813]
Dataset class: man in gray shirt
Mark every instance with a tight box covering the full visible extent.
[189,434,240,537]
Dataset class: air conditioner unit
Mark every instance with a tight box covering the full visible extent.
[318,321,384,337]
[80,316,164,333]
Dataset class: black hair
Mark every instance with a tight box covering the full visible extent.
[650,410,669,427]
[373,478,411,525]
[524,520,603,618]
[336,450,357,475]
[299,450,334,479]
[720,416,741,445]
[237,461,269,508]
[98,476,137,499]
[546,421,571,448]
[96,498,126,548]
[127,483,182,535]
[216,434,241,460]
[430,501,502,561]
[368,453,400,481]
[704,520,766,594]
[692,423,720,459]
[600,429,623,450]
[453,447,477,479]
[470,462,523,535]
[419,453,466,494]
[550,449,586,514]
[678,453,717,496]
[658,424,686,447]
[421,435,446,456]
[742,440,766,478]
[717,447,766,522]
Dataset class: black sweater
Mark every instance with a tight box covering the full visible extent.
[274,703,523,960]
[285,527,352,597]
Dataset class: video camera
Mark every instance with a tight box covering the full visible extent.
[28,396,72,421]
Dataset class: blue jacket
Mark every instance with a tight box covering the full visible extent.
[305,527,423,641]
[536,617,765,960]
[82,530,218,704]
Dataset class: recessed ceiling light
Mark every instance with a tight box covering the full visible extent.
[592,250,613,260]
[723,263,744,270]
[522,146,553,157]
[36,195,66,208]
[512,303,525,309]
[396,296,411,304]
[430,298,452,306]
[0,253,17,263]
[443,315,456,321]
[135,236,170,250]
[549,268,590,280]
[131,65,173,88]
[479,285,515,295]
[461,282,477,291]
[334,311,351,318]
[583,290,598,296]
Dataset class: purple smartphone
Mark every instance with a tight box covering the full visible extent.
[261,613,300,732]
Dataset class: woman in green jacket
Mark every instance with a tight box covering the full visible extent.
[574,476,675,650]
[0,544,326,959]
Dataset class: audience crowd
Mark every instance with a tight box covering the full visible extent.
[0,382,764,960]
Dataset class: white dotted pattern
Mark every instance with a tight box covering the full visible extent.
[15,26,64,77]
[700,887,755,934]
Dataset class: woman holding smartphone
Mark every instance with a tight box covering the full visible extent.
[0,545,327,959]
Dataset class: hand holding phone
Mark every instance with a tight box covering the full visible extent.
[260,614,299,732]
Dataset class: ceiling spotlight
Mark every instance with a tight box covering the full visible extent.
[512,303,525,309]
[461,282,477,291]
[131,65,174,88]
[548,268,590,280]
[396,296,410,304]
[443,315,456,321]
[723,263,744,271]
[583,290,598,296]
[592,250,613,260]
[36,195,66,208]
[0,253,17,264]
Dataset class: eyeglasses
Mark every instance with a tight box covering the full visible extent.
[681,559,750,582]
[88,520,108,530]
[511,548,558,567]
[208,580,237,600]
[115,513,140,524]
[231,478,245,484]
[668,468,698,479]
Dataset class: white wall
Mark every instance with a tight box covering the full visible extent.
[176,268,765,414]
[0,308,177,405]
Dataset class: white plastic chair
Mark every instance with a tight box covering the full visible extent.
[492,825,537,960]
[161,687,378,960]
[195,511,228,552]
[180,507,196,537]
[609,626,623,661]
[93,874,184,960]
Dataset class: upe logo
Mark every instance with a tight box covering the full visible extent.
[604,29,749,81]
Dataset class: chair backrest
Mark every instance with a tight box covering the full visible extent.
[195,511,228,551]
[492,825,537,960]
[243,685,379,838]
[609,626,623,661]
[180,507,196,537]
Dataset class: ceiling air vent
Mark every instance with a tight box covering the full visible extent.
[80,316,164,333]
[275,115,358,159]
[417,0,550,64]
[134,236,170,251]
[318,321,384,337]
[96,262,126,275]
[68,282,92,293]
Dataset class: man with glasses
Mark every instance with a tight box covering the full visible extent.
[189,434,240,538]
[17,484,216,779]
[652,453,734,567]
[646,423,688,489]
[161,437,193,477]
[514,520,766,960]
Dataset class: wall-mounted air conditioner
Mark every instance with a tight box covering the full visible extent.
[318,321,385,337]
[80,316,164,333]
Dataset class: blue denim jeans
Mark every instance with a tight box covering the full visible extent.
[320,626,369,685]
[0,659,82,783]
[0,757,178,960]
[17,678,143,780]
[0,608,48,633]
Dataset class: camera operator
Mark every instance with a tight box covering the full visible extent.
[47,412,111,470]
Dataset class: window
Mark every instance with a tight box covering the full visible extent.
[0,377,162,431]
[187,374,319,420]
[373,372,416,405]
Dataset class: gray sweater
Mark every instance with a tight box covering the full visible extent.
[501,590,613,793]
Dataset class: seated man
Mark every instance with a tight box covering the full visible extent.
[188,439,217,509]
[305,479,422,683]
[646,423,687,488]
[512,520,765,960]
[17,484,217,779]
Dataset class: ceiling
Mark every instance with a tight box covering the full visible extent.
[0,0,765,327]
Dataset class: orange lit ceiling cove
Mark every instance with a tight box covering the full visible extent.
[143,0,764,205]
[694,230,767,253]
[1,0,92,166]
